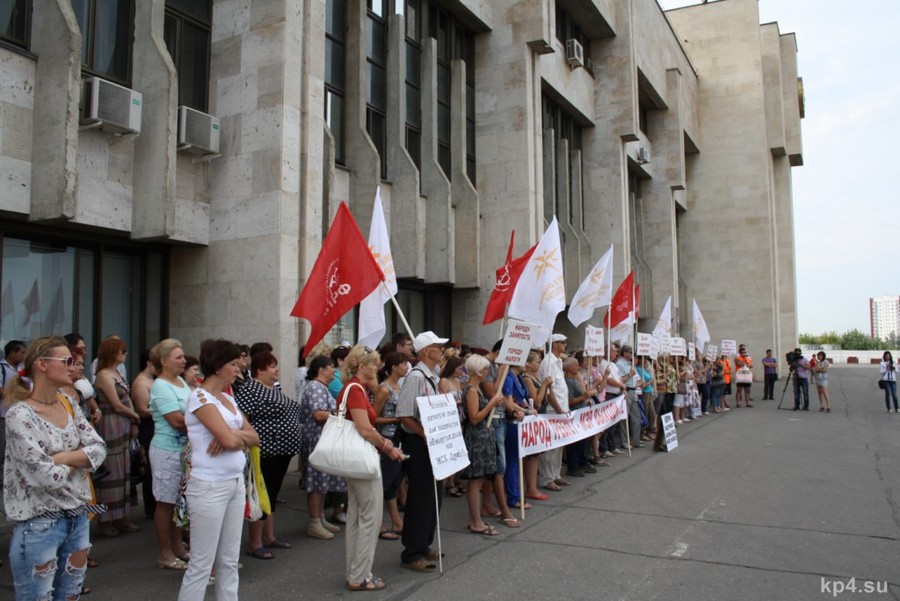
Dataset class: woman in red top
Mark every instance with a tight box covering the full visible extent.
[339,346,405,591]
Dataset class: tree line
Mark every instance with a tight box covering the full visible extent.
[799,329,898,350]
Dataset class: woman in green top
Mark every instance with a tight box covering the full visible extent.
[149,338,191,570]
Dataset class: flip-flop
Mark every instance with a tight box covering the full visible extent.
[510,501,532,510]
[542,483,561,492]
[265,539,292,549]
[246,547,274,560]
[468,524,500,536]
[481,510,502,518]
[157,558,188,570]
[378,530,400,540]
[526,492,550,501]
[347,577,386,591]
[499,517,521,528]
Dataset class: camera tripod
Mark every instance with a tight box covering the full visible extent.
[776,369,796,410]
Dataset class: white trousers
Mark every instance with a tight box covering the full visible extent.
[539,447,563,485]
[178,476,245,601]
[345,476,384,584]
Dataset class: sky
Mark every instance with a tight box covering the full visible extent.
[658,0,900,335]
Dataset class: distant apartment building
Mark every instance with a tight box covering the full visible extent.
[870,296,900,340]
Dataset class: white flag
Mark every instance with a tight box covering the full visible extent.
[567,244,613,328]
[692,299,710,354]
[357,188,396,348]
[508,217,565,346]
[653,296,672,336]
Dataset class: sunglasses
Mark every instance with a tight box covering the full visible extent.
[42,356,76,368]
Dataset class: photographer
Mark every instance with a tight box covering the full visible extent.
[789,348,811,411]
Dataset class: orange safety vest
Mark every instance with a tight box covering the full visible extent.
[719,358,732,384]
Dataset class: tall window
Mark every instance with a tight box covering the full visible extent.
[71,0,134,84]
[325,0,346,164]
[460,28,475,182]
[366,0,387,179]
[555,4,590,61]
[163,0,211,111]
[403,0,421,171]
[0,0,29,48]
[542,96,583,227]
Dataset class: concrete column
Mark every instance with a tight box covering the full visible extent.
[29,0,81,221]
[419,39,452,283]
[385,14,425,280]
[131,0,180,241]
[450,58,477,288]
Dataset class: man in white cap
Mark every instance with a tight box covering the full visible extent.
[539,333,569,491]
[396,330,448,571]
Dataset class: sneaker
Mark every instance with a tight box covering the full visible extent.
[306,520,335,540]
[703,412,710,415]
[683,418,691,422]
[332,512,348,524]
[320,517,341,533]
[567,469,585,477]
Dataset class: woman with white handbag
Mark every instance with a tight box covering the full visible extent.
[335,346,405,591]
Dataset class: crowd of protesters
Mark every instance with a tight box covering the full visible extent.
[1,331,851,598]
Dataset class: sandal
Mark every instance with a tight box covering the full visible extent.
[510,501,532,510]
[246,547,274,560]
[403,558,437,571]
[446,486,462,497]
[543,482,561,492]
[525,492,549,501]
[87,558,99,568]
[499,517,521,528]
[157,558,189,570]
[81,586,91,595]
[264,538,292,549]
[347,577,386,591]
[378,530,400,540]
[468,524,500,536]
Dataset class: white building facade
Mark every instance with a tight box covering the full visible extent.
[0,0,803,391]
[870,296,900,341]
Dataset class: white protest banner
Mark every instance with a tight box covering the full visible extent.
[416,393,469,480]
[648,334,660,360]
[659,412,678,451]
[636,333,653,357]
[705,344,719,361]
[660,334,672,355]
[496,319,538,366]
[670,337,687,357]
[721,339,737,356]
[518,395,627,457]
[584,325,605,357]
[688,342,696,361]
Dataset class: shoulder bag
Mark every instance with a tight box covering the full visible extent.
[308,383,381,480]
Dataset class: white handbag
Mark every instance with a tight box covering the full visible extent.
[308,383,381,480]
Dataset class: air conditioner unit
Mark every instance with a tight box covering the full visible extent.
[637,146,650,164]
[81,77,142,135]
[565,38,584,68]
[177,106,221,155]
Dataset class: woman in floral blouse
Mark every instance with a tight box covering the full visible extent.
[4,336,107,600]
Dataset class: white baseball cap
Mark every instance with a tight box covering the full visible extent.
[413,331,449,352]
[550,333,568,343]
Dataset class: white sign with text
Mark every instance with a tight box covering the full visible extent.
[416,393,469,480]
[496,320,538,366]
[584,325,605,357]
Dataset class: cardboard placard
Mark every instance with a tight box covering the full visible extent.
[670,337,687,357]
[657,412,678,452]
[688,342,696,361]
[705,344,719,361]
[660,334,672,355]
[415,393,470,480]
[721,339,737,356]
[584,325,605,357]
[496,320,538,366]
[648,334,660,360]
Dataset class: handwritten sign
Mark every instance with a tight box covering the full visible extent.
[705,344,719,361]
[648,334,660,360]
[416,393,469,480]
[721,339,737,356]
[636,333,653,357]
[660,334,672,355]
[496,320,538,366]
[670,337,687,357]
[660,412,678,451]
[688,342,696,362]
[518,395,627,457]
[584,325,605,357]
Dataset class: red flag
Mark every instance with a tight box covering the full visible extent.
[602,272,635,329]
[634,284,640,319]
[482,231,537,325]
[21,279,39,327]
[291,203,385,356]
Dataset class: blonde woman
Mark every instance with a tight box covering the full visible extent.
[337,346,405,591]
[4,336,107,600]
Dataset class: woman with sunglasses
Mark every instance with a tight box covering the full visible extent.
[4,336,107,600]
[93,336,142,537]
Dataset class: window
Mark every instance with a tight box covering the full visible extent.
[0,0,30,48]
[325,0,346,164]
[555,4,590,62]
[366,0,388,178]
[542,96,583,226]
[71,0,134,84]
[404,0,421,171]
[164,1,211,111]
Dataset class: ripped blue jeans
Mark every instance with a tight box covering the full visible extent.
[10,513,90,601]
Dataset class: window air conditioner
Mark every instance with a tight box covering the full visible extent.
[81,77,142,135]
[565,38,584,68]
[177,106,221,155]
[637,146,650,164]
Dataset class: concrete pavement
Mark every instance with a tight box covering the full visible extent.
[2,364,898,600]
